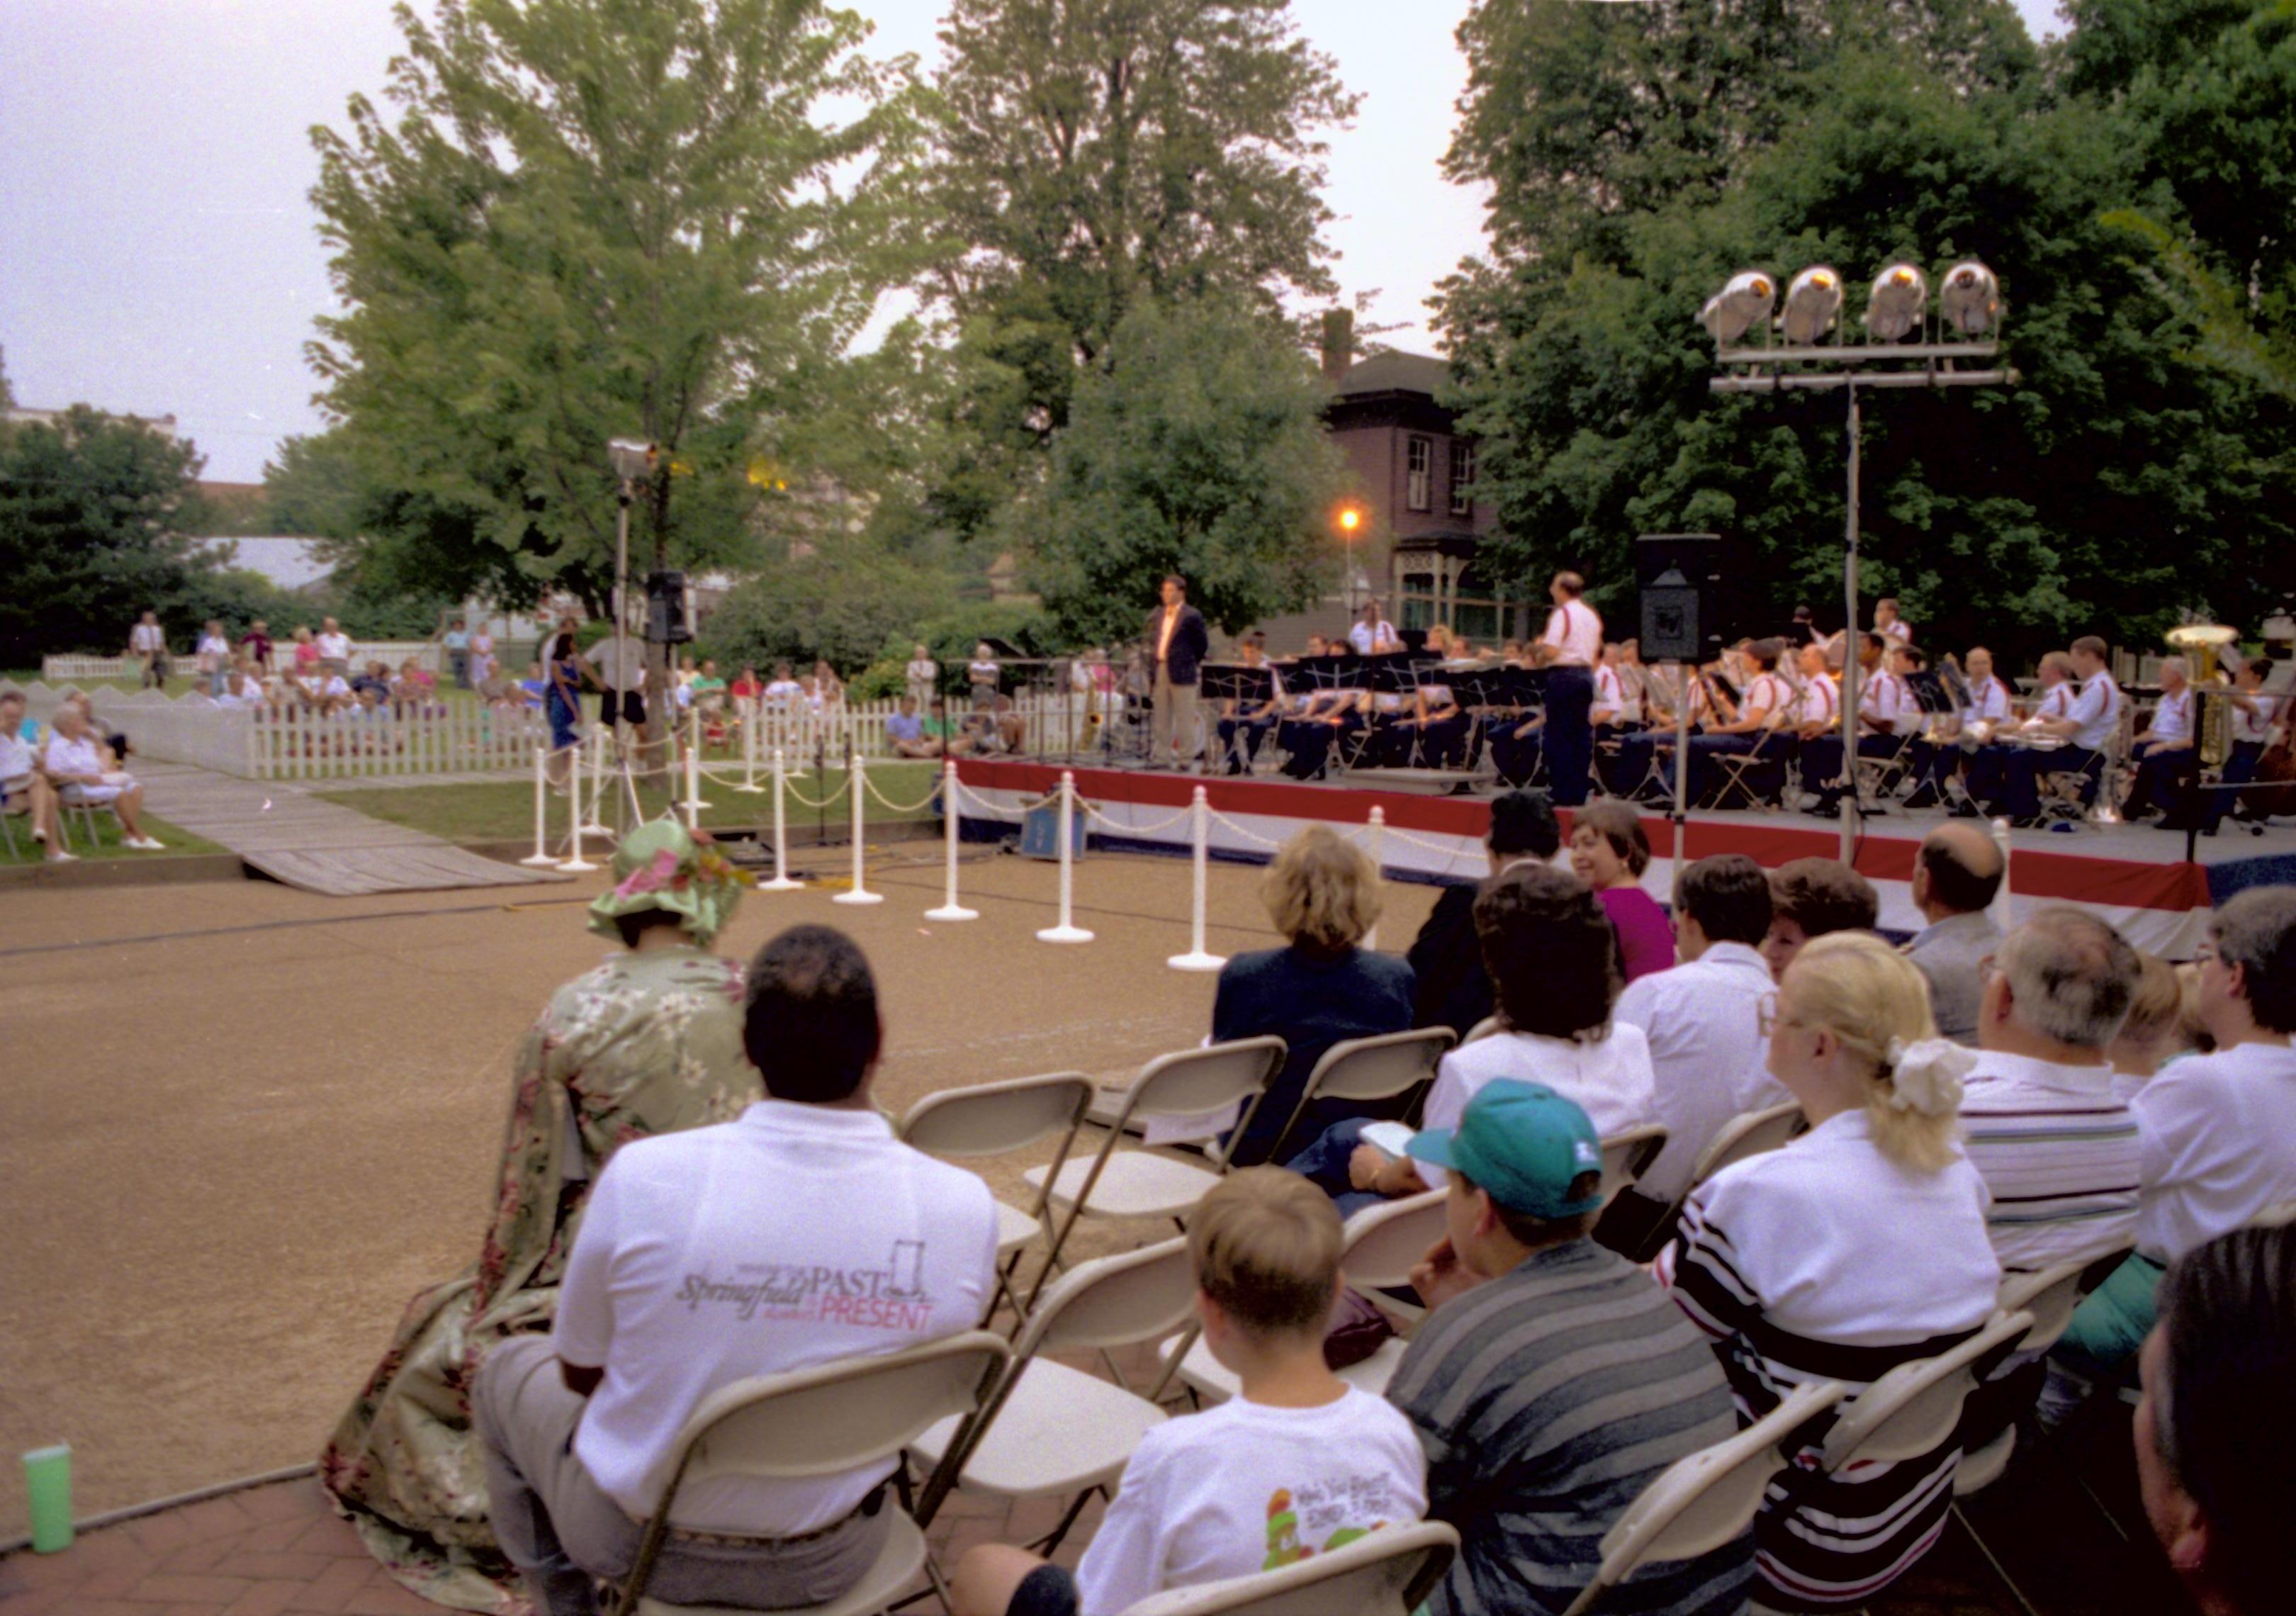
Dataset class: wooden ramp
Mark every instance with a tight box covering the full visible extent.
[137,763,573,896]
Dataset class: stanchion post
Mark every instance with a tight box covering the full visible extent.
[1989,816,2015,933]
[737,699,762,792]
[580,726,609,836]
[1036,770,1094,943]
[760,747,802,891]
[521,746,559,865]
[1363,804,1385,950]
[925,761,979,921]
[558,744,598,872]
[1167,785,1225,971]
[833,748,884,905]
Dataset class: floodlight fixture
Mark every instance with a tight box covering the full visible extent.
[1699,269,1777,345]
[607,437,656,483]
[1863,263,1929,342]
[1939,260,2000,337]
[1779,266,1844,344]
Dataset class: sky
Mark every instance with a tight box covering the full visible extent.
[0,0,2068,483]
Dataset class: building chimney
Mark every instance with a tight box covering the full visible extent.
[1319,308,1354,385]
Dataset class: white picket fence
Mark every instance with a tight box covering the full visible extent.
[737,691,1092,763]
[42,641,444,683]
[247,701,551,781]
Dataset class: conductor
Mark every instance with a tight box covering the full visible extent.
[1538,570,1602,804]
[1147,573,1210,769]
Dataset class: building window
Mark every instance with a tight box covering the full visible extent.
[1407,437,1431,511]
[1448,440,1475,517]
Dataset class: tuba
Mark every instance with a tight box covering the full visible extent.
[2167,623,2239,767]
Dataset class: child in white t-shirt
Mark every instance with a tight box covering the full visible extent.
[950,1169,1427,1616]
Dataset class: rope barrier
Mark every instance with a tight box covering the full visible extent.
[1203,803,1288,850]
[864,773,942,815]
[782,773,850,811]
[1081,797,1195,836]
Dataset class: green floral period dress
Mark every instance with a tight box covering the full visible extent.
[320,945,761,1611]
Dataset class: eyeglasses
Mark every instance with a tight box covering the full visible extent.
[1757,994,1791,1037]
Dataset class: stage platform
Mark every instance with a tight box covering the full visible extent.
[953,758,2296,956]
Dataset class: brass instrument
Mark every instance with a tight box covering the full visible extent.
[2168,623,2239,767]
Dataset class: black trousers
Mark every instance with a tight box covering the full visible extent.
[1543,666,1596,805]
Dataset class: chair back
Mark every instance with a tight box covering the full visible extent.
[899,1072,1095,1158]
[1015,1235,1200,1359]
[1687,1102,1802,1190]
[1120,1521,1460,1616]
[1998,1250,2127,1357]
[1597,1125,1670,1205]
[1560,1380,1846,1616]
[1819,1311,2033,1474]
[1119,1037,1288,1132]
[1338,1190,1449,1292]
[1265,1028,1456,1164]
[658,1331,1008,1500]
[1463,1016,1502,1045]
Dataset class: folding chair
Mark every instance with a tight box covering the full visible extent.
[0,780,23,858]
[1462,1016,1502,1045]
[1022,1038,1285,1306]
[1818,1310,2035,1477]
[896,1072,1096,1321]
[1176,1189,1449,1404]
[1597,1125,1669,1210]
[1252,1027,1456,1169]
[909,1237,1198,1549]
[1558,1379,1847,1616]
[1118,1520,1460,1616]
[611,1330,1010,1616]
[1629,1102,1803,1262]
[1706,729,1789,812]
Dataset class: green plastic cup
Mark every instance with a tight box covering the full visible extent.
[23,1444,72,1553]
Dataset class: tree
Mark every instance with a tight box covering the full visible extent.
[701,539,952,676]
[308,0,918,724]
[920,0,1356,534]
[1023,296,1346,642]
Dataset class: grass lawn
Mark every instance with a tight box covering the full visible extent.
[0,809,223,867]
[315,761,945,846]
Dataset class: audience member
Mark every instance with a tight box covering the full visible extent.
[1388,1081,1753,1616]
[1903,822,2005,1043]
[950,1169,1427,1616]
[1658,932,2000,1611]
[473,924,998,1615]
[1,690,70,861]
[239,617,274,674]
[43,704,164,849]
[1760,856,1879,980]
[887,695,939,758]
[317,616,354,680]
[128,608,169,688]
[1405,790,1560,1039]
[1212,826,1414,1167]
[196,619,231,697]
[2134,1223,2296,1616]
[905,643,938,707]
[1602,854,1790,1250]
[2108,951,2197,1097]
[1568,800,1675,981]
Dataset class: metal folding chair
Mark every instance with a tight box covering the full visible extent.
[1252,1027,1456,1168]
[1119,1520,1460,1616]
[1597,1125,1670,1209]
[1630,1101,1803,1262]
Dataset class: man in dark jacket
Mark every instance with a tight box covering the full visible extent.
[1406,791,1562,1038]
[1145,574,1210,769]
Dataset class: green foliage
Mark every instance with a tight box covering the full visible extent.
[1439,0,2295,663]
[1022,296,1346,644]
[701,542,952,677]
[890,600,1064,686]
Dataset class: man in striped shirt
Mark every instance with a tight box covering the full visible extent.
[1388,1081,1751,1616]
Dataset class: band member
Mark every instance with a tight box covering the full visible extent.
[1906,645,2011,807]
[1215,633,1283,775]
[1537,571,1602,805]
[1800,633,1914,814]
[1146,574,1210,769]
[2124,654,2197,821]
[1684,639,1793,804]
[1384,661,1469,769]
[2214,654,2291,828]
[1999,635,2120,822]
[1875,597,1913,645]
[1348,597,1399,655]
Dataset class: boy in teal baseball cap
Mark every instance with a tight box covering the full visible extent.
[1401,1078,1609,1311]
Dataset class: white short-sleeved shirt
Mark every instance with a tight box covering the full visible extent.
[1074,1390,1426,1616]
[1879,619,1912,644]
[1859,669,1918,735]
[1737,671,1791,727]
[317,632,351,660]
[130,623,165,653]
[2132,1041,2296,1262]
[2030,682,2073,723]
[44,734,103,778]
[1962,678,2013,726]
[1347,621,1395,656]
[2234,690,2285,744]
[1,730,34,781]
[2067,671,2122,751]
[1539,601,1601,668]
[2148,688,2193,743]
[1957,1051,2140,1273]
[553,1101,998,1532]
[197,634,230,667]
[587,636,644,690]
[1593,664,1623,719]
[1613,943,1789,1204]
[1417,1025,1657,1189]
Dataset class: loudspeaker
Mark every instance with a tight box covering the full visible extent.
[646,571,692,645]
[1636,534,1723,662]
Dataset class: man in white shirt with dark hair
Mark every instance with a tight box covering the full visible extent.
[1536,571,1602,805]
[473,925,998,1615]
[2002,634,2121,824]
[1346,597,1397,656]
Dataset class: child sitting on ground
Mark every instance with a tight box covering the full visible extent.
[950,1167,1427,1616]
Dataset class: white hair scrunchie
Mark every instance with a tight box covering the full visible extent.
[1881,1036,1976,1116]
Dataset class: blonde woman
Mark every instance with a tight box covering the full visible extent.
[2107,952,2203,1098]
[1212,824,1414,1167]
[1655,932,1998,1612]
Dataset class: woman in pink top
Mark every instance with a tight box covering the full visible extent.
[1570,800,1675,981]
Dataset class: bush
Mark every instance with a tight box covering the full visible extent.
[702,542,949,675]
[886,602,1065,696]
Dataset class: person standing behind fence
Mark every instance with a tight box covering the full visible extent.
[239,617,274,677]
[196,619,230,697]
[472,623,497,688]
[128,610,168,688]
[318,616,354,681]
[905,642,938,707]
[443,617,472,689]
[1147,573,1210,770]
[545,618,586,785]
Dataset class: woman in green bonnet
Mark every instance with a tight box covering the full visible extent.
[321,821,760,1610]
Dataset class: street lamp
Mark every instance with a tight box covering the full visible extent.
[1704,257,2014,859]
[1336,504,1364,617]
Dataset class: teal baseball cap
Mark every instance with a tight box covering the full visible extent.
[1406,1080,1606,1219]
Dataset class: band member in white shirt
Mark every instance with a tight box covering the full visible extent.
[1536,571,1602,805]
[1907,645,2013,808]
[1875,596,1913,645]
[1346,598,1398,656]
[1683,639,1792,805]
[2213,655,2292,829]
[2001,634,2122,823]
[1214,632,1283,775]
[1799,632,1909,814]
[2124,655,2198,822]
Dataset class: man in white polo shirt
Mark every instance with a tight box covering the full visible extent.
[2123,653,2197,822]
[473,926,998,1615]
[316,616,354,680]
[1536,570,1602,805]
[2003,634,2121,823]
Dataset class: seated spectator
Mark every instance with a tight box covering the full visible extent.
[1389,1081,1753,1615]
[516,662,549,708]
[1212,826,1414,1167]
[1406,790,1561,1038]
[886,695,939,758]
[1568,800,1674,981]
[811,658,844,706]
[1,690,70,862]
[2134,1223,2296,1616]
[1293,863,1654,1217]
[1904,822,2005,1044]
[396,658,438,700]
[2108,951,2199,1099]
[762,662,801,709]
[1760,855,1879,980]
[1601,853,1790,1251]
[217,668,268,708]
[690,658,728,717]
[472,924,998,1616]
[950,1168,1427,1616]
[42,704,164,850]
[351,660,393,701]
[1657,932,2000,1611]
[729,664,762,705]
